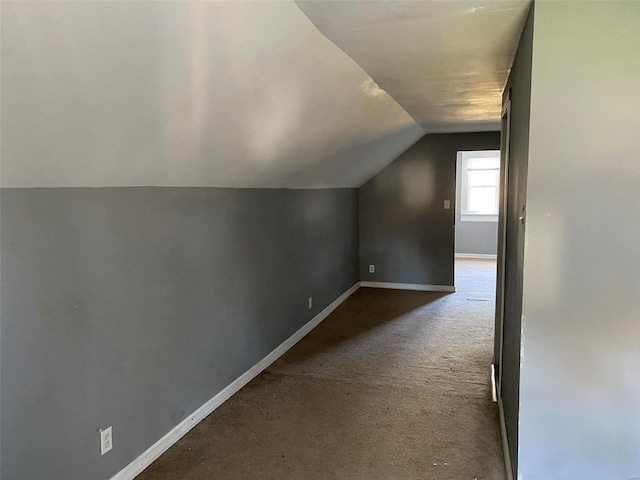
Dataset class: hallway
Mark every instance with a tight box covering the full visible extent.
[139,259,504,480]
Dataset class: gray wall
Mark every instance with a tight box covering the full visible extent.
[498,5,534,478]
[360,132,500,286]
[517,2,640,478]
[0,187,359,480]
[454,154,500,256]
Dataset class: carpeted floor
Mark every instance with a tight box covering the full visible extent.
[138,259,505,480]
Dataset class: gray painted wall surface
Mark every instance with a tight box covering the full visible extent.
[359,132,500,286]
[0,187,358,480]
[499,6,534,478]
[454,153,500,256]
[518,2,640,479]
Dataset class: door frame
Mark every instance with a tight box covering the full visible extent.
[494,95,512,399]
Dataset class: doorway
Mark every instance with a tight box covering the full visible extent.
[453,148,501,317]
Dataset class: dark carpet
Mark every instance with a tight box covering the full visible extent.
[138,259,505,480]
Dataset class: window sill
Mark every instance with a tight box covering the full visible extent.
[461,213,498,223]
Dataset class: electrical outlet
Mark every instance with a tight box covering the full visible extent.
[308,297,312,309]
[369,264,375,273]
[444,200,451,209]
[100,426,113,455]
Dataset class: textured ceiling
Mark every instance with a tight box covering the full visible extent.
[297,0,531,133]
[1,1,423,188]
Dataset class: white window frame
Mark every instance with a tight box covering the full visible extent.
[459,150,500,223]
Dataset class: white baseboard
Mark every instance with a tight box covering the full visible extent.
[109,282,360,480]
[359,281,455,293]
[491,364,498,403]
[455,253,497,259]
[498,396,514,480]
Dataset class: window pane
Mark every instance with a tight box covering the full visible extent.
[469,187,497,213]
[469,170,498,187]
[469,157,500,169]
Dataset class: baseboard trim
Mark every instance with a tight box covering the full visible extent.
[498,395,515,480]
[109,282,360,480]
[455,253,497,259]
[359,281,455,293]
[491,364,498,403]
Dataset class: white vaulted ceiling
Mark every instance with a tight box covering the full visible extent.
[1,1,529,188]
[297,0,531,133]
[1,1,422,188]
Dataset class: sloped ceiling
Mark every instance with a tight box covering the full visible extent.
[1,1,423,188]
[297,0,531,133]
[1,1,528,189]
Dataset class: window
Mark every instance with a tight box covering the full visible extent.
[459,150,500,222]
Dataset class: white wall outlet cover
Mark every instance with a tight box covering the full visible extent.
[369,265,375,273]
[100,426,113,455]
[444,200,451,209]
[308,297,312,309]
